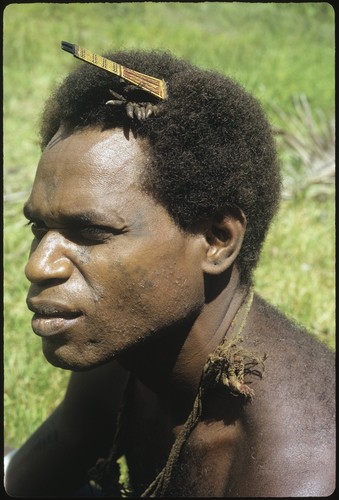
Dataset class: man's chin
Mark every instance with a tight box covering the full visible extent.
[41,340,108,372]
[43,352,91,372]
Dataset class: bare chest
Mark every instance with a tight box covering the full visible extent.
[123,393,247,497]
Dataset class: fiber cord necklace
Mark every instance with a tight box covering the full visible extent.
[88,287,266,497]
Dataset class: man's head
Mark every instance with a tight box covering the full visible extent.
[39,49,281,286]
[24,49,281,370]
[25,127,213,369]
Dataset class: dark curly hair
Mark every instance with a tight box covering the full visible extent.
[39,49,281,285]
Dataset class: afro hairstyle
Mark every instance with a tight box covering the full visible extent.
[39,49,281,285]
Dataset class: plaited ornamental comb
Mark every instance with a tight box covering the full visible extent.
[61,41,168,100]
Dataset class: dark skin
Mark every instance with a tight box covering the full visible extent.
[5,127,335,497]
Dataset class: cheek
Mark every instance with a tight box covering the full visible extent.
[83,240,205,328]
[28,238,39,256]
[106,256,204,322]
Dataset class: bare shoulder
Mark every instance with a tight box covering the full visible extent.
[247,294,335,405]
[4,361,130,496]
[234,294,335,496]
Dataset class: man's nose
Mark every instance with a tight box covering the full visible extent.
[25,231,74,284]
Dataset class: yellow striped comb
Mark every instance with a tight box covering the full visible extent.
[61,41,168,100]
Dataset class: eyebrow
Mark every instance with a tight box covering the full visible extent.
[23,204,127,228]
[23,204,36,221]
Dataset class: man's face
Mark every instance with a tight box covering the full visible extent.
[24,127,206,370]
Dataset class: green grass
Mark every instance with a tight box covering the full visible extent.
[254,196,335,350]
[4,2,335,448]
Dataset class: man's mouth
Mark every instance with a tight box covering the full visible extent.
[31,311,83,337]
[27,301,83,337]
[34,309,82,319]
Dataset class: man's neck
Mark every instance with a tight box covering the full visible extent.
[119,268,248,419]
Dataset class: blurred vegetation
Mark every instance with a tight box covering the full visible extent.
[3,2,335,448]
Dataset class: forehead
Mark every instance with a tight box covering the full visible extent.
[28,127,149,215]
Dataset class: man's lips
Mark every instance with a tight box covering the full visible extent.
[27,300,83,337]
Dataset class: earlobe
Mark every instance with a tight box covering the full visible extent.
[202,208,247,275]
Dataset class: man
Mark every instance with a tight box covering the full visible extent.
[5,45,335,497]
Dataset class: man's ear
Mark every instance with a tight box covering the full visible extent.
[201,207,247,275]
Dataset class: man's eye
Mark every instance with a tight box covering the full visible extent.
[25,221,123,243]
[78,226,117,242]
[26,221,48,239]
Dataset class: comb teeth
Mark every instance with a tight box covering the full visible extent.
[61,41,75,55]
